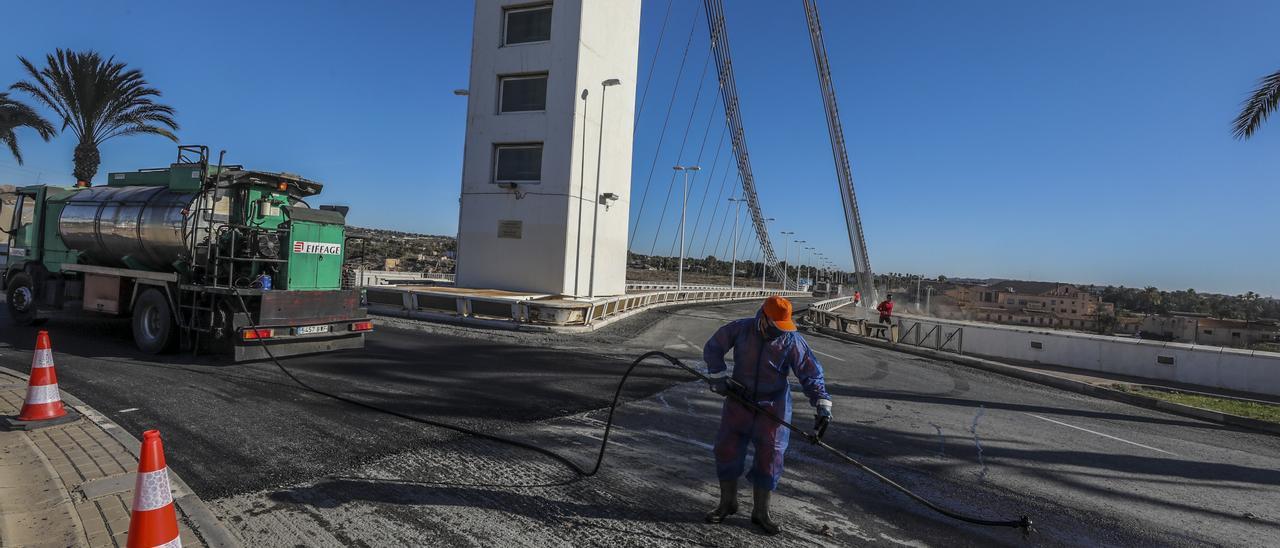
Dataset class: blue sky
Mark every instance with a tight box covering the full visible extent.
[2,1,1278,295]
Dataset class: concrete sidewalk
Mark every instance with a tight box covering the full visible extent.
[0,367,233,547]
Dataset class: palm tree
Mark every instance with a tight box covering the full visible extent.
[0,91,55,164]
[1233,67,1280,139]
[11,49,178,183]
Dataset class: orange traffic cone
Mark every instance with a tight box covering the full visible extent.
[127,430,182,548]
[17,331,67,421]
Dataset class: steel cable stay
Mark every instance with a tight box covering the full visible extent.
[634,0,675,125]
[708,172,741,260]
[695,161,734,257]
[800,0,875,297]
[702,0,789,287]
[668,115,728,257]
[629,3,703,251]
[647,47,714,256]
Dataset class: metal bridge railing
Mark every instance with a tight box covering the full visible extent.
[804,298,963,354]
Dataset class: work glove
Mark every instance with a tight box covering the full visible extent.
[813,399,833,442]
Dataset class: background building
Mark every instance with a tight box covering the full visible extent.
[948,280,1115,331]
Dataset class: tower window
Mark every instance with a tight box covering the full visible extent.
[503,4,552,45]
[499,74,548,113]
[494,144,543,184]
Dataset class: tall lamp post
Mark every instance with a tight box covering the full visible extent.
[573,87,590,296]
[728,197,746,288]
[792,239,806,289]
[760,218,775,289]
[673,165,701,290]
[779,231,794,288]
[587,78,621,298]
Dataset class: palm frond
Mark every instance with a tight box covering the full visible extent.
[1232,68,1280,140]
[10,49,179,177]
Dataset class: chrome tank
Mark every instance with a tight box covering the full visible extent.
[59,186,198,272]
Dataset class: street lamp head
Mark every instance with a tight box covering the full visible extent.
[581,88,589,100]
[687,166,701,171]
[602,78,622,87]
[452,89,470,96]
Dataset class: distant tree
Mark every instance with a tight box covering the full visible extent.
[12,49,178,182]
[0,91,54,164]
[937,275,948,283]
[1233,67,1280,139]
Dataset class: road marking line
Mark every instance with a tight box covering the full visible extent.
[677,335,699,350]
[813,349,846,362]
[1024,413,1178,456]
[118,408,139,413]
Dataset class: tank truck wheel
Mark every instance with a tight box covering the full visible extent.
[132,289,176,354]
[5,273,41,326]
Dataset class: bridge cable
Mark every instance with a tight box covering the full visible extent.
[696,162,734,257]
[647,48,714,256]
[669,121,728,257]
[628,3,703,251]
[634,0,675,124]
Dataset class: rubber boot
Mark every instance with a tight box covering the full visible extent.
[704,480,738,523]
[751,485,780,535]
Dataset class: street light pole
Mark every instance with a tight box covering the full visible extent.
[926,286,935,315]
[673,164,701,290]
[760,218,774,289]
[916,275,923,311]
[587,78,621,298]
[573,87,590,296]
[779,231,794,288]
[792,240,806,289]
[728,197,745,288]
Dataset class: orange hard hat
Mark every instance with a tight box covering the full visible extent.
[762,296,797,331]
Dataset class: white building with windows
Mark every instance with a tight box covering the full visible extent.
[454,0,640,297]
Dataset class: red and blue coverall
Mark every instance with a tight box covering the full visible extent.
[703,311,831,490]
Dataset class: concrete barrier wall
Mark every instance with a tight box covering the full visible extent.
[885,313,1280,397]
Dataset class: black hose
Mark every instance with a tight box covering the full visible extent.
[229,290,1031,534]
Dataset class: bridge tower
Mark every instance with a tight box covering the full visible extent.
[455,0,641,297]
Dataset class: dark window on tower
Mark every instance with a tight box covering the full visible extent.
[493,144,543,184]
[503,4,553,45]
[499,74,548,112]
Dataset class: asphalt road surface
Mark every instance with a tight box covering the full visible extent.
[1,298,1278,546]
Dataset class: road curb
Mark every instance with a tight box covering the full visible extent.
[804,324,1280,437]
[0,365,241,548]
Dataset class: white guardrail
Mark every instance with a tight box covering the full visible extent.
[367,284,809,330]
[805,299,1280,397]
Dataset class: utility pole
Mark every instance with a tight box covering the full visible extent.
[673,165,701,290]
[780,231,795,288]
[587,78,621,298]
[728,197,745,288]
[792,239,806,289]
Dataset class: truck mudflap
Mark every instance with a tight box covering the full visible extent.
[231,289,370,361]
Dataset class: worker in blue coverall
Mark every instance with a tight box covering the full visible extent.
[702,296,833,535]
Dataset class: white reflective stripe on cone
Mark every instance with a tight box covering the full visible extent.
[24,384,62,405]
[32,349,54,369]
[156,536,183,548]
[132,468,175,512]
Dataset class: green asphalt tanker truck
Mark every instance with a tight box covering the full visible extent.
[0,146,370,360]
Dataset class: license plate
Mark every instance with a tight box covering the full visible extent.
[295,325,331,335]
